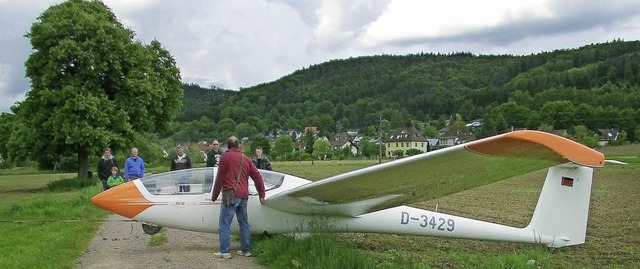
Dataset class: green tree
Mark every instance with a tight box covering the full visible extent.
[572,125,599,148]
[251,135,271,155]
[609,130,628,146]
[360,139,375,158]
[422,125,439,138]
[477,108,507,138]
[217,118,238,139]
[0,113,15,161]
[448,114,468,134]
[361,138,385,159]
[312,139,332,160]
[303,129,315,154]
[235,123,257,139]
[540,100,575,129]
[538,123,554,132]
[9,0,182,178]
[273,136,293,160]
[339,146,352,159]
[246,116,268,135]
[496,101,532,128]
[634,126,640,143]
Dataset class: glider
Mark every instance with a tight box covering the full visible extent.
[92,130,604,249]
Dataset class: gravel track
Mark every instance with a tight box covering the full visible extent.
[75,214,265,269]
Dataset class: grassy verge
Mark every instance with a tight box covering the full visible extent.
[148,229,168,246]
[254,233,397,268]
[0,174,107,269]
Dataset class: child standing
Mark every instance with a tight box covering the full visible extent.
[107,166,125,188]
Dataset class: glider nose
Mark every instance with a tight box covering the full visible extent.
[91,181,152,218]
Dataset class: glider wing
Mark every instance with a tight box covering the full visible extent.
[266,130,604,217]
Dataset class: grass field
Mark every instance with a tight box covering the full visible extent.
[0,173,106,269]
[267,147,640,268]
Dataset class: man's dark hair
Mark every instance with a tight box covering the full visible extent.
[104,147,111,152]
[227,136,240,149]
[255,146,262,150]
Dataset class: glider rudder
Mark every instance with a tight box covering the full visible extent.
[526,165,594,248]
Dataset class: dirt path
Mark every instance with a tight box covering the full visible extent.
[75,214,265,269]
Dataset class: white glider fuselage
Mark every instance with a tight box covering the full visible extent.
[96,165,592,249]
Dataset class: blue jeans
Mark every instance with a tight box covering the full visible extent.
[218,198,251,254]
[100,179,109,191]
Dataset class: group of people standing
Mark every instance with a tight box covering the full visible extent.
[96,147,145,190]
[96,138,273,260]
[97,141,273,191]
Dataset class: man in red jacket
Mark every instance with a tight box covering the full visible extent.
[212,136,266,259]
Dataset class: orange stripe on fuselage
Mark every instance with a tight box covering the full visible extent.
[91,181,152,218]
[465,130,604,168]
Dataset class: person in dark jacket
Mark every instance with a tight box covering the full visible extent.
[171,145,193,193]
[97,147,119,191]
[170,145,192,171]
[206,139,223,167]
[252,146,272,171]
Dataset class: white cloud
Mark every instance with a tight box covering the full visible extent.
[0,64,8,92]
[359,0,551,47]
[104,0,159,12]
[312,0,389,51]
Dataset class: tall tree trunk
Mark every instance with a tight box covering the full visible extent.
[78,145,89,179]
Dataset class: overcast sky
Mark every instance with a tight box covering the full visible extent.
[1,0,640,113]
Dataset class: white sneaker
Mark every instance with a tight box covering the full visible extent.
[237,250,252,257]
[214,252,232,259]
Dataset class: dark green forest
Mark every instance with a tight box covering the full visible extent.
[168,39,640,144]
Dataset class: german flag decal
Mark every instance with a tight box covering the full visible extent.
[561,177,574,187]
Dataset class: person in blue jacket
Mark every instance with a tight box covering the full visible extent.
[124,147,145,181]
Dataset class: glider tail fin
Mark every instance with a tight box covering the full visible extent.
[526,165,594,247]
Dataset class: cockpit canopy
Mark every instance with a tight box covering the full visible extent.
[137,168,284,195]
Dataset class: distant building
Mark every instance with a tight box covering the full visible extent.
[346,129,360,137]
[384,127,427,157]
[597,128,619,146]
[465,119,483,129]
[303,126,318,134]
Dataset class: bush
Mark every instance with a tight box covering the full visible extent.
[0,158,12,169]
[57,155,79,172]
[405,148,424,156]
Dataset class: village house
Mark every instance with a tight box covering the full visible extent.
[384,127,427,157]
[597,128,619,146]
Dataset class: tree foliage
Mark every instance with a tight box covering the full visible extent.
[251,135,271,155]
[273,136,293,160]
[303,130,315,154]
[8,0,181,177]
[312,139,332,160]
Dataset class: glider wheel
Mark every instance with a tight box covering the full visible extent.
[262,230,271,239]
[142,223,162,235]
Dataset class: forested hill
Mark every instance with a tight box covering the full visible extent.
[175,39,640,142]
